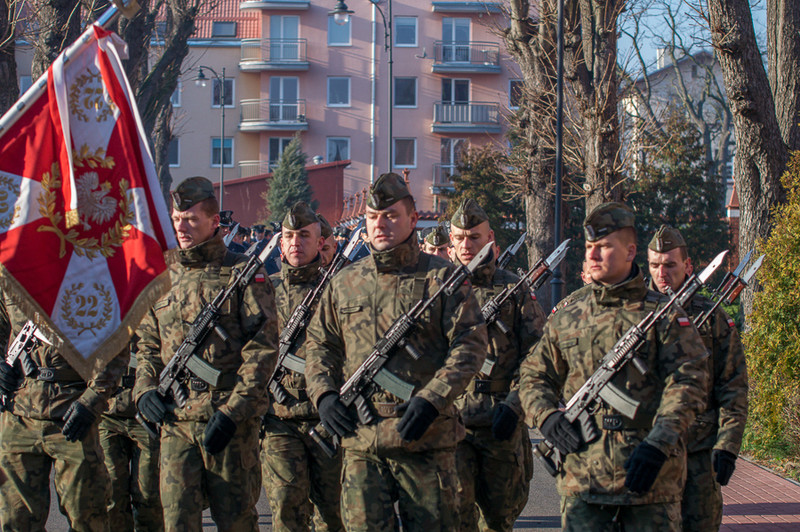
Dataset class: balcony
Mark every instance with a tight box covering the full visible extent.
[431,2,503,13]
[431,164,457,194]
[432,102,501,133]
[432,41,501,73]
[238,161,272,179]
[239,99,308,132]
[239,0,309,10]
[240,39,309,71]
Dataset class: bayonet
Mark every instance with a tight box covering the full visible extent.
[496,232,527,270]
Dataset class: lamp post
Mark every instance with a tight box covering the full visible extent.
[551,0,565,307]
[331,0,393,172]
[196,66,227,211]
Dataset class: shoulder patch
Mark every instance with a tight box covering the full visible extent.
[254,273,266,283]
[677,316,691,327]
[727,318,736,328]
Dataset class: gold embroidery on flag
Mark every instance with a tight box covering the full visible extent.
[61,281,113,336]
[68,70,117,123]
[0,175,21,229]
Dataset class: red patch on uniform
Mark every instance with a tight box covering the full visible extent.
[677,316,690,327]
[727,318,736,328]
[530,293,537,300]
[551,307,557,314]
[255,274,266,283]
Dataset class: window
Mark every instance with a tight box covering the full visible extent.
[442,78,469,103]
[393,138,416,168]
[442,18,470,62]
[19,76,32,97]
[212,21,237,38]
[327,77,351,106]
[168,138,180,167]
[269,138,293,167]
[394,17,417,47]
[328,16,351,46]
[509,79,523,109]
[394,77,417,108]
[170,80,182,107]
[211,138,233,168]
[270,16,300,60]
[327,137,350,162]
[269,77,299,121]
[212,78,234,108]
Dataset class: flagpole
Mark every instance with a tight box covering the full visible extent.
[0,2,129,138]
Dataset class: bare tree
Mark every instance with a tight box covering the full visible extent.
[0,0,18,115]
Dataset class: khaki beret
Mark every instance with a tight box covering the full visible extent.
[450,198,489,230]
[648,225,686,253]
[171,176,216,212]
[367,172,412,210]
[583,202,635,242]
[283,201,319,230]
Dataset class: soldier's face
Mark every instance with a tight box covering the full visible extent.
[320,235,337,266]
[423,242,450,260]
[172,204,220,249]
[281,223,324,267]
[366,201,419,251]
[647,248,693,293]
[450,222,494,266]
[584,231,636,286]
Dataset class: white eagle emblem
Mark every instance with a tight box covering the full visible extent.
[76,172,117,230]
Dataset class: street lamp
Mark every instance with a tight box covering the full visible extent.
[195,65,227,211]
[331,0,393,173]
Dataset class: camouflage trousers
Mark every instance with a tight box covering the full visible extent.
[98,414,163,531]
[159,417,261,532]
[260,416,344,532]
[341,447,459,532]
[681,449,723,532]
[0,411,110,532]
[561,496,681,532]
[456,423,532,531]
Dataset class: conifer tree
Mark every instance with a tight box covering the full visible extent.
[264,134,317,221]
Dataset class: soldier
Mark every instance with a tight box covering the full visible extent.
[304,172,489,531]
[422,225,451,261]
[448,199,545,531]
[261,202,344,532]
[646,225,748,532]
[519,202,710,531]
[98,335,163,531]
[317,213,338,268]
[228,225,249,254]
[0,303,128,530]
[134,176,278,531]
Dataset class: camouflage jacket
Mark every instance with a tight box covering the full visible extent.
[134,234,278,424]
[520,266,709,505]
[0,293,129,420]
[455,260,545,428]
[267,256,324,420]
[305,235,488,453]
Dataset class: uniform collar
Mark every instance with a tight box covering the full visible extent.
[591,263,648,306]
[281,255,322,285]
[471,257,497,287]
[370,233,420,273]
[178,233,227,267]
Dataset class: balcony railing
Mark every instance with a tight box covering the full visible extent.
[431,164,458,193]
[240,38,309,71]
[240,0,310,10]
[239,99,308,132]
[238,160,272,179]
[432,41,501,72]
[432,101,501,133]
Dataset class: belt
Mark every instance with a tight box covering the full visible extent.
[594,413,652,432]
[33,367,84,384]
[371,401,401,418]
[188,373,238,392]
[467,379,510,394]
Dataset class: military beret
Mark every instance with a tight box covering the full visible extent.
[583,202,635,242]
[171,176,216,212]
[219,210,234,227]
[425,225,450,247]
[283,201,319,230]
[317,213,333,238]
[367,172,412,210]
[450,198,489,230]
[648,224,686,253]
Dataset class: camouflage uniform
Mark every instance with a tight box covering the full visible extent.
[305,173,488,532]
[0,293,128,531]
[519,203,710,532]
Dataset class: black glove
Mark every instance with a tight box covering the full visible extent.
[62,402,96,442]
[624,441,668,493]
[138,390,167,424]
[203,411,237,454]
[317,392,356,439]
[395,397,438,442]
[0,361,20,397]
[491,403,519,441]
[713,449,737,486]
[540,411,582,455]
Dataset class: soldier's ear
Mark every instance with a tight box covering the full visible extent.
[626,243,636,263]
[685,258,693,276]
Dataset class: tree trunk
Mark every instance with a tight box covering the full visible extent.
[151,104,174,203]
[31,0,82,78]
[0,0,18,115]
[767,0,800,151]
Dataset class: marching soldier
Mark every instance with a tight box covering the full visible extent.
[261,202,344,532]
[448,199,545,531]
[520,202,710,531]
[317,213,338,268]
[134,176,278,531]
[304,172,488,531]
[0,301,128,530]
[646,225,748,532]
[422,225,451,261]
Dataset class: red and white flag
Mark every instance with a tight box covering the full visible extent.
[0,26,177,379]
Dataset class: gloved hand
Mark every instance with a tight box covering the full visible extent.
[62,402,96,442]
[624,441,668,493]
[203,411,237,454]
[540,411,582,455]
[713,449,737,486]
[395,397,438,442]
[137,390,167,424]
[491,403,519,441]
[0,361,20,397]
[317,392,356,439]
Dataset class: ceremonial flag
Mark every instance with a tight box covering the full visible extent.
[0,25,177,380]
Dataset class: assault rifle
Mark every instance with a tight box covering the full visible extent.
[309,241,495,458]
[137,233,281,438]
[534,250,727,476]
[497,232,527,270]
[268,226,365,406]
[0,321,45,411]
[694,253,764,329]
